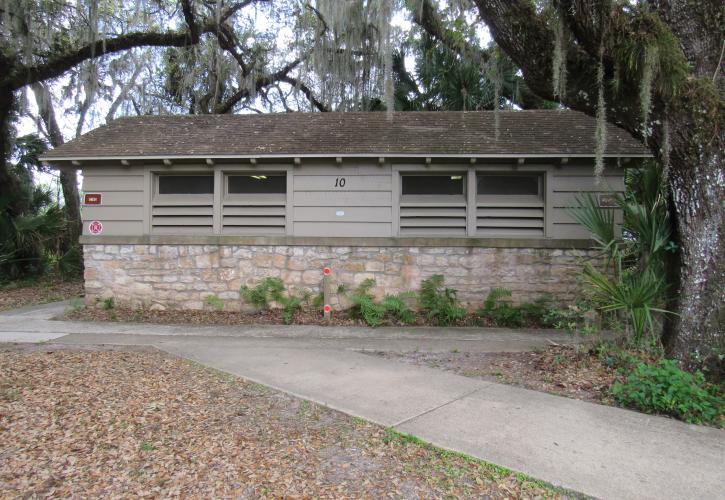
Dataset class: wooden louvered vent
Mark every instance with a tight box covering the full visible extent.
[476,173,545,237]
[399,202,467,236]
[152,175,214,234]
[222,174,286,235]
[399,174,467,236]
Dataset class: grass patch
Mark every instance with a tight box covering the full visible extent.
[380,428,588,498]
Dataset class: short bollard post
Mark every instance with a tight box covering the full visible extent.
[322,266,332,321]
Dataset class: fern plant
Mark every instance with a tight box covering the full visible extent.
[418,274,466,326]
[381,293,416,324]
[240,277,300,324]
[343,279,417,327]
[346,279,387,327]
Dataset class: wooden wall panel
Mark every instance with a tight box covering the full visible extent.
[292,164,393,237]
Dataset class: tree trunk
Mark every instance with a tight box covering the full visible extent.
[58,168,82,248]
[0,86,25,217]
[32,83,83,250]
[664,99,725,366]
[465,0,724,366]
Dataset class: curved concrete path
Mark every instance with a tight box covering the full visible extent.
[1,302,724,500]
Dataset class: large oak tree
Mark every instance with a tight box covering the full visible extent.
[414,0,723,363]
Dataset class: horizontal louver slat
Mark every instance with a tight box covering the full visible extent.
[223,206,286,216]
[400,226,466,236]
[152,226,214,235]
[399,205,467,236]
[151,202,213,234]
[476,228,545,237]
[222,226,286,236]
[222,201,286,235]
[152,206,213,216]
[477,218,544,228]
[222,216,285,226]
[476,204,545,237]
[476,208,544,218]
[152,216,214,226]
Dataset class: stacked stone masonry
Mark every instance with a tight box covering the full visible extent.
[83,244,605,311]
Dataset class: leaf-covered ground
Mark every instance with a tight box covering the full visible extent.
[0,277,83,311]
[0,346,573,498]
[373,347,619,405]
[62,305,504,328]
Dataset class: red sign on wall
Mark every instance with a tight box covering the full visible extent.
[84,193,102,205]
[88,220,103,235]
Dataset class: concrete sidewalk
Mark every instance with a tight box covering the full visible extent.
[1,302,724,499]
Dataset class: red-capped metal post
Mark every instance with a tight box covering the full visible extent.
[322,266,332,321]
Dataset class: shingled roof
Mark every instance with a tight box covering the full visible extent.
[42,110,649,160]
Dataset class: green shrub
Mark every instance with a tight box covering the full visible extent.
[418,275,466,326]
[57,245,83,279]
[240,277,285,309]
[478,288,520,327]
[101,297,114,310]
[346,279,387,327]
[478,289,555,328]
[281,296,301,325]
[381,293,416,324]
[611,359,724,425]
[344,279,417,327]
[240,277,300,324]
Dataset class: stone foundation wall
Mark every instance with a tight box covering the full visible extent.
[83,244,603,311]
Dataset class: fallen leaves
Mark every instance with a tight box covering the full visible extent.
[0,348,567,499]
[375,346,619,405]
[0,276,83,311]
[61,305,486,328]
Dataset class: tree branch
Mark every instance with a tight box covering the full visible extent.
[181,0,200,44]
[279,76,329,112]
[8,28,206,91]
[411,0,488,64]
[214,59,305,114]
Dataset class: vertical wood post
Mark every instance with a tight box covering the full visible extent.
[322,266,332,321]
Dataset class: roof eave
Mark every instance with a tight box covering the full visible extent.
[40,152,653,163]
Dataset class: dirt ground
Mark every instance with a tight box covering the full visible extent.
[372,346,619,405]
[0,345,573,499]
[0,277,83,311]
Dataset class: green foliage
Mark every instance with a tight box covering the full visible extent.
[570,193,616,255]
[418,275,466,326]
[346,279,387,327]
[343,279,416,327]
[205,295,224,311]
[542,303,594,333]
[583,264,667,345]
[478,290,565,329]
[57,245,83,279]
[240,277,285,309]
[69,297,84,312]
[101,297,115,310]
[311,292,324,309]
[381,292,417,324]
[479,288,523,327]
[569,162,675,347]
[611,360,724,425]
[0,134,69,282]
[240,277,300,324]
[281,296,301,325]
[611,8,689,104]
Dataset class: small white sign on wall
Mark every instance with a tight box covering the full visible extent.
[335,210,345,217]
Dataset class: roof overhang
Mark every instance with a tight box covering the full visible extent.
[40,152,652,163]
